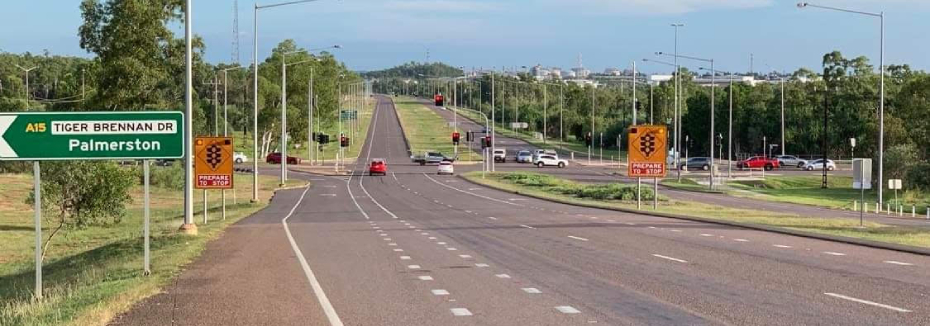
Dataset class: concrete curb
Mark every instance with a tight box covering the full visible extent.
[387,96,412,155]
[458,175,930,257]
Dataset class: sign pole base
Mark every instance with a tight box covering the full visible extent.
[179,223,198,235]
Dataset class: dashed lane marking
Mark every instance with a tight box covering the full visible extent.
[475,263,489,268]
[519,224,535,229]
[432,289,450,296]
[773,245,792,248]
[567,236,589,242]
[459,255,472,259]
[652,254,688,263]
[487,217,498,220]
[418,276,433,281]
[555,306,581,314]
[451,308,473,316]
[495,274,511,279]
[447,248,458,251]
[400,256,411,260]
[407,265,421,269]
[734,238,749,242]
[522,288,542,294]
[883,261,914,266]
[437,242,447,245]
[700,234,714,237]
[823,251,846,256]
[824,293,911,313]
[393,249,404,252]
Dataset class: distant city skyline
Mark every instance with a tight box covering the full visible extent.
[2,0,927,74]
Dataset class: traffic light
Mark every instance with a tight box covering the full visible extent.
[452,132,460,145]
[482,136,491,149]
[635,100,642,112]
[585,132,592,147]
[340,134,349,147]
[466,131,472,142]
[317,134,330,144]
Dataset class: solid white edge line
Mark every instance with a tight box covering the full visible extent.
[282,186,344,326]
[421,173,524,207]
[824,292,911,313]
[652,254,688,263]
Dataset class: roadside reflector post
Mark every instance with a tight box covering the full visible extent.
[143,160,151,276]
[653,177,658,210]
[853,200,858,211]
[912,205,915,218]
[33,161,42,300]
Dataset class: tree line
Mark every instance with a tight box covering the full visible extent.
[372,54,930,189]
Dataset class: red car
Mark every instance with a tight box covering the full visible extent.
[368,158,387,176]
[266,152,301,165]
[737,156,779,171]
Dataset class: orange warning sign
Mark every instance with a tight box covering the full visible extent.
[194,137,234,189]
[627,125,668,178]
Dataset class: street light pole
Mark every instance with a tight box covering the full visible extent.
[781,76,786,156]
[797,1,885,203]
[181,0,196,233]
[14,65,38,108]
[632,61,637,125]
[671,23,684,182]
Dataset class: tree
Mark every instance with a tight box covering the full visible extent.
[26,162,134,260]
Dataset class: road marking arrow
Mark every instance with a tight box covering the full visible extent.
[0,116,18,158]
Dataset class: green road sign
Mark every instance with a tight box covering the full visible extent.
[340,110,358,120]
[0,111,184,161]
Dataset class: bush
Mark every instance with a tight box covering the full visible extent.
[150,164,185,190]
[905,162,930,191]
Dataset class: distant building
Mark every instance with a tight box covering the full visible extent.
[604,67,621,76]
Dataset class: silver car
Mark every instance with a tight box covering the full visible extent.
[516,150,533,163]
[775,155,807,168]
[803,159,836,171]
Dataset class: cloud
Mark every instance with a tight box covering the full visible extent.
[542,0,774,15]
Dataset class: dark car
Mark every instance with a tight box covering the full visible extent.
[266,152,301,165]
[679,157,711,171]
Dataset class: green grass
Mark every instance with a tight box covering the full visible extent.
[0,172,305,326]
[727,176,930,214]
[394,99,481,161]
[463,171,930,249]
[660,178,725,193]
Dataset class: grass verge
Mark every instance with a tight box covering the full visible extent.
[0,172,306,326]
[462,171,930,249]
[394,98,480,161]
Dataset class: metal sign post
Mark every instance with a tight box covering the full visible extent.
[853,159,872,227]
[637,177,642,209]
[143,160,151,275]
[0,111,185,299]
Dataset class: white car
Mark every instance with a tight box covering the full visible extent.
[803,159,836,171]
[437,161,455,175]
[493,149,507,162]
[234,152,248,163]
[534,155,567,168]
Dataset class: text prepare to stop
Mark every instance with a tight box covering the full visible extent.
[197,175,231,187]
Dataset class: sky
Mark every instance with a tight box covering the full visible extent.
[1,0,928,74]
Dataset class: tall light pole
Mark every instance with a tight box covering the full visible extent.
[703,67,736,178]
[632,61,637,125]
[798,2,885,204]
[659,52,715,190]
[671,23,684,182]
[14,65,38,108]
[253,0,327,201]
[781,76,786,156]
[181,0,196,233]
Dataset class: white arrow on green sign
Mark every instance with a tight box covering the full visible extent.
[0,111,184,161]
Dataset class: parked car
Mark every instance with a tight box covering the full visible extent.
[234,152,248,164]
[411,151,455,165]
[266,152,301,165]
[516,150,533,163]
[437,161,455,175]
[493,149,507,163]
[803,159,836,171]
[775,155,807,168]
[534,154,567,168]
[679,157,710,171]
[368,158,387,176]
[737,156,780,171]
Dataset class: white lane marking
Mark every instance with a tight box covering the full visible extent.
[522,288,542,294]
[652,254,688,263]
[519,224,535,229]
[824,293,911,313]
[388,243,397,246]
[446,204,454,208]
[468,188,481,191]
[400,256,411,260]
[487,217,498,220]
[383,238,392,241]
[418,276,433,281]
[773,244,792,248]
[670,229,682,232]
[648,226,657,229]
[823,251,846,256]
[883,261,914,266]
[415,229,422,232]
[407,265,421,269]
[590,216,599,219]
[437,242,447,245]
[450,308,473,316]
[323,185,337,188]
[310,178,326,181]
[408,226,416,228]
[567,236,589,242]
[700,233,714,237]
[555,306,581,314]
[320,194,337,197]
[372,227,380,229]
[508,198,527,201]
[459,255,472,259]
[465,210,472,213]
[447,247,458,251]
[431,289,450,296]
[495,274,511,279]
[475,263,489,268]
[428,237,437,240]
[352,105,402,221]
[734,238,749,242]
[391,172,399,182]
[422,173,524,207]
[393,249,404,252]
[421,232,429,235]
[281,186,345,326]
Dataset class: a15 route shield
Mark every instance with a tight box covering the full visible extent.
[0,111,184,161]
[628,125,668,178]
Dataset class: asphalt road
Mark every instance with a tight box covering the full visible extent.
[114,95,929,325]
